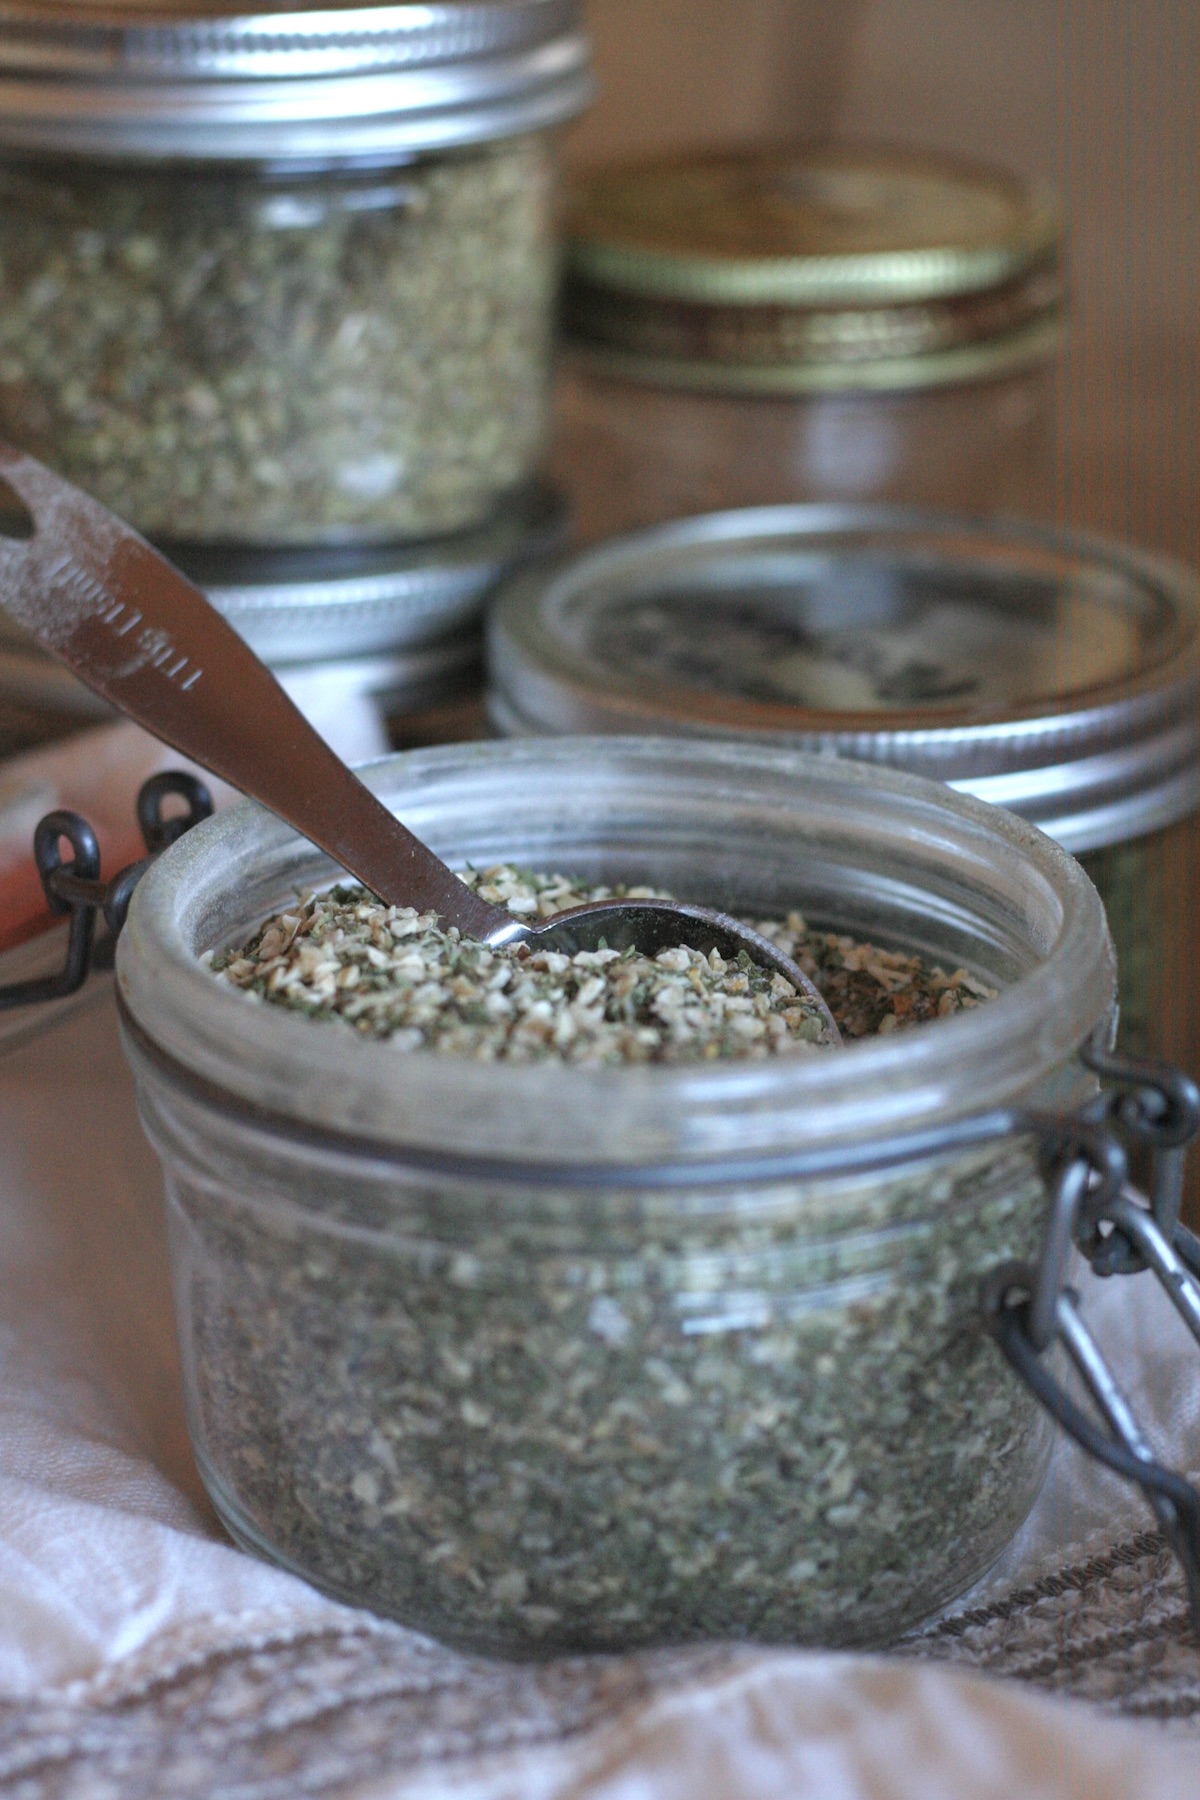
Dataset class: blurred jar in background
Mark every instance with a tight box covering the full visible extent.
[0,0,591,551]
[555,146,1064,540]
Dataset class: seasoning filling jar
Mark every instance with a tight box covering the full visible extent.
[490,507,1200,1094]
[118,736,1116,1656]
[556,146,1062,540]
[0,1,591,547]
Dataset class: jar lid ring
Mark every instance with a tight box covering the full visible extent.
[0,0,592,157]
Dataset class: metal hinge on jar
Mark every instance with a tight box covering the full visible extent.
[983,1034,1200,1635]
[0,771,211,1011]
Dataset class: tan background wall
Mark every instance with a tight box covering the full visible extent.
[567,0,863,163]
[568,0,1200,566]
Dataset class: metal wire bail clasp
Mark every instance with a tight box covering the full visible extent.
[983,1032,1200,1635]
[0,770,212,1011]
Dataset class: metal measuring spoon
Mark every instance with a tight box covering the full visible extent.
[0,445,839,1033]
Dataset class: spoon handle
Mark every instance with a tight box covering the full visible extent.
[0,445,506,935]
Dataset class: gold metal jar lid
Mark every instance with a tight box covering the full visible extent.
[564,146,1063,394]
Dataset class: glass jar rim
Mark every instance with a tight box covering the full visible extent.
[117,737,1115,1172]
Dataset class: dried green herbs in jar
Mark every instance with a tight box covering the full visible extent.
[123,737,1116,1660]
[209,864,993,1061]
[186,1134,1046,1656]
[187,870,1031,1654]
[0,139,555,546]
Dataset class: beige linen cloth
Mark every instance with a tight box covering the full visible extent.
[1,988,1199,1799]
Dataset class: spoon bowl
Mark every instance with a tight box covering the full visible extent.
[498,897,818,985]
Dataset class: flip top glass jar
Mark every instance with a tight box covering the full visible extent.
[119,737,1117,1657]
[0,0,591,548]
[555,147,1063,542]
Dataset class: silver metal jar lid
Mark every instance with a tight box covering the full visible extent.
[0,480,562,725]
[0,617,480,762]
[170,479,566,662]
[0,0,592,160]
[489,505,1200,853]
[275,633,482,761]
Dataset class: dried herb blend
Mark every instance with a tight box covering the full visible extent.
[169,861,1037,1657]
[210,863,992,1059]
[0,138,554,546]
[179,1131,1045,1657]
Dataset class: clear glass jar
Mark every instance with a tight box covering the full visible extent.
[558,361,1054,541]
[0,1,591,548]
[117,737,1115,1656]
[554,147,1062,542]
[1079,819,1200,1085]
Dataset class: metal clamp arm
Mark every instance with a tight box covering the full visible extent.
[984,1043,1200,1639]
[987,1271,1200,1632]
[0,770,211,1011]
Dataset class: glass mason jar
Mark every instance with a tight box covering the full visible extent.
[555,147,1063,542]
[489,508,1200,1206]
[0,1,591,548]
[118,737,1115,1656]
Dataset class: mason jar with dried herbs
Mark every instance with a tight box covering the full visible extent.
[0,1,591,547]
[556,147,1062,541]
[119,737,1117,1656]
[490,507,1200,1216]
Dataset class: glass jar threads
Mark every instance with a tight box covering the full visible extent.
[0,1,591,548]
[556,147,1063,541]
[118,737,1114,1655]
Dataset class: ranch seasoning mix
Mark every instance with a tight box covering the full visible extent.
[0,1,591,546]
